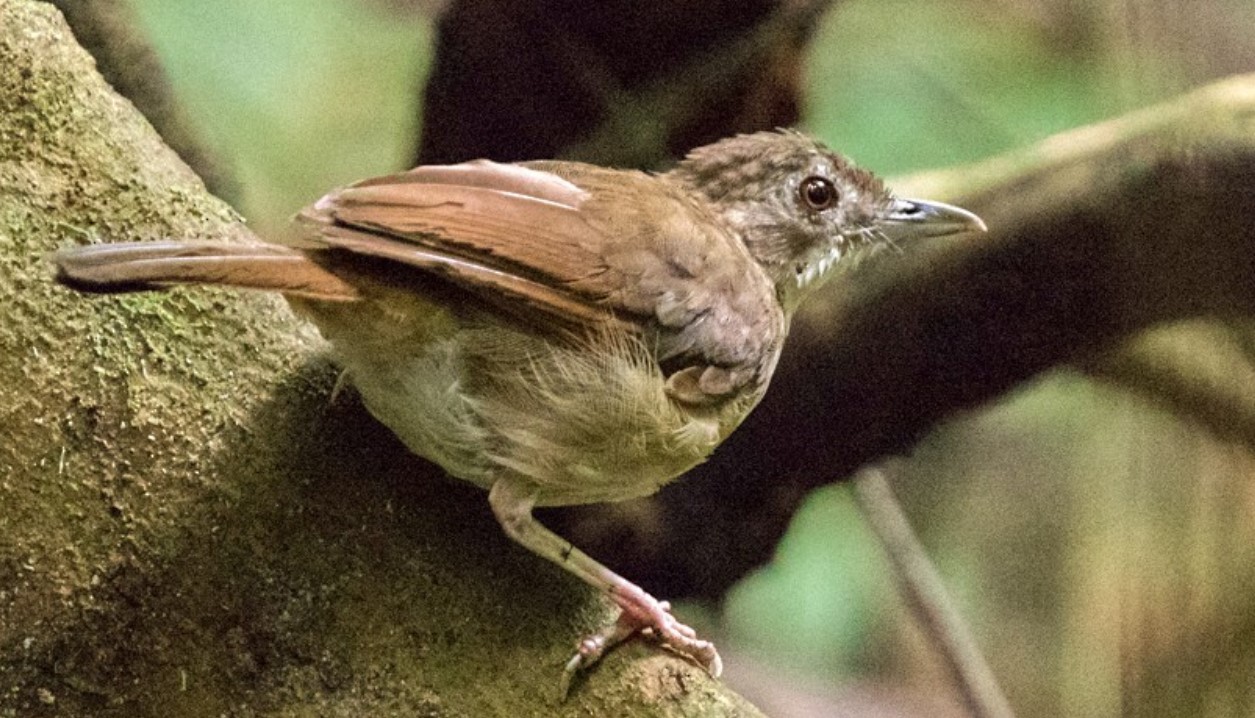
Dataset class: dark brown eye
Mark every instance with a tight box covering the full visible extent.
[800,176,838,210]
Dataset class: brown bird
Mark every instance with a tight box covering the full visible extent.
[55,130,984,688]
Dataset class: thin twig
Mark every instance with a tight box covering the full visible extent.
[852,464,1016,718]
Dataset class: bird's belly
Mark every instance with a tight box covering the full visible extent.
[302,299,727,507]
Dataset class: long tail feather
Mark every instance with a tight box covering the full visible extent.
[54,241,360,301]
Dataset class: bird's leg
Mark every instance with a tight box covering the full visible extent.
[488,479,722,687]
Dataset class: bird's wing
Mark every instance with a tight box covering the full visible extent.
[296,159,785,403]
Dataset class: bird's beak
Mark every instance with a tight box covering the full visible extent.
[880,197,987,240]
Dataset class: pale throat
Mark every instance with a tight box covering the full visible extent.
[794,240,845,291]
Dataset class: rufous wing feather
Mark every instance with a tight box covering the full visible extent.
[297,159,787,402]
[54,160,784,405]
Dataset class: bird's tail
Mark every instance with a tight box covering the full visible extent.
[53,241,360,301]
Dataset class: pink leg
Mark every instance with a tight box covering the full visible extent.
[489,480,722,690]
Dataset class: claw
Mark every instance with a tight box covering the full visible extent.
[560,609,640,698]
[559,591,723,697]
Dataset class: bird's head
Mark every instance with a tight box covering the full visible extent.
[666,130,986,310]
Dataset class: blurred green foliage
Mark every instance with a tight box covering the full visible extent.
[726,483,887,676]
[806,1,1117,174]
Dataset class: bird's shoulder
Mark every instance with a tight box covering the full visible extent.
[525,161,786,387]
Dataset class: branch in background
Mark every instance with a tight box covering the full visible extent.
[416,0,835,167]
[561,74,1255,600]
[47,0,239,204]
[852,466,1016,718]
[551,0,837,168]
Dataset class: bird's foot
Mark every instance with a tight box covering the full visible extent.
[561,583,721,696]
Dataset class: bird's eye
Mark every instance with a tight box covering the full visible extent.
[799,176,838,211]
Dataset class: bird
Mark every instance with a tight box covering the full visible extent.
[54,130,985,688]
